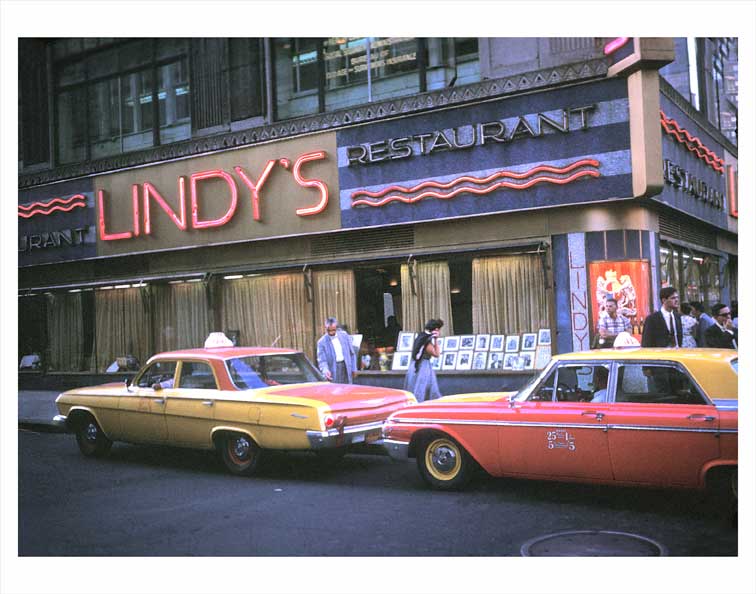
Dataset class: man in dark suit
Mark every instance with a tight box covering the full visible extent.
[704,303,738,349]
[642,286,683,347]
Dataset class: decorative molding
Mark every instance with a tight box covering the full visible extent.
[19,58,609,190]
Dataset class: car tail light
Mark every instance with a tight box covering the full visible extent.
[324,414,334,429]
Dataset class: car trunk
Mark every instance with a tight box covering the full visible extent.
[268,384,411,425]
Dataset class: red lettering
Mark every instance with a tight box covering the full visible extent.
[97,190,133,241]
[570,291,587,310]
[572,311,588,331]
[293,151,329,216]
[190,170,238,229]
[143,181,187,234]
[574,331,588,349]
[235,161,276,221]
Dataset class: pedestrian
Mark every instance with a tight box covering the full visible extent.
[404,318,444,402]
[689,301,715,347]
[383,315,402,349]
[641,286,683,347]
[679,303,699,348]
[731,300,738,329]
[595,297,631,348]
[316,317,357,383]
[704,303,738,349]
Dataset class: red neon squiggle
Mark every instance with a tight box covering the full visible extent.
[351,159,600,200]
[17,202,86,218]
[351,170,599,208]
[18,194,85,212]
[660,111,724,173]
[604,37,630,56]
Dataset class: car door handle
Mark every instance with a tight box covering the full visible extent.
[687,414,715,422]
[581,410,605,422]
[153,398,165,404]
[202,400,214,407]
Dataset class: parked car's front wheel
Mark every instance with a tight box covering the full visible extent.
[219,432,262,476]
[416,434,473,490]
[74,414,113,458]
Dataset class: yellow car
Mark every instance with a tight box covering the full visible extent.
[53,346,415,475]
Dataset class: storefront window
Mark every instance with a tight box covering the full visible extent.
[661,242,721,308]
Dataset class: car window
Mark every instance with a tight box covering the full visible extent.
[615,364,707,405]
[178,361,218,390]
[135,361,177,388]
[226,353,323,390]
[731,359,738,374]
[530,364,610,403]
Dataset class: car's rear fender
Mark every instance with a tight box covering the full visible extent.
[210,426,259,451]
[701,459,738,491]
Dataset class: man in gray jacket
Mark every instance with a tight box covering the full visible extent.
[316,317,357,383]
[690,301,715,346]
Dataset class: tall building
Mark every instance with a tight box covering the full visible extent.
[18,37,738,388]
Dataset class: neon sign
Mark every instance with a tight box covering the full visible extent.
[17,194,86,219]
[97,151,329,241]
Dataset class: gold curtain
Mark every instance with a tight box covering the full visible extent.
[46,292,84,371]
[401,260,454,335]
[313,269,356,334]
[173,282,210,349]
[221,273,315,359]
[472,254,549,334]
[94,288,150,371]
[151,284,176,353]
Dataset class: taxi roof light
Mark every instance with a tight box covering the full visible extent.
[613,331,641,348]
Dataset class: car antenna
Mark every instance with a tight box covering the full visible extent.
[271,335,281,347]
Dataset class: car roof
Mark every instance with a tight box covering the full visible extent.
[552,347,738,399]
[149,347,300,362]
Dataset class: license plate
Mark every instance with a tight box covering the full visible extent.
[352,433,365,444]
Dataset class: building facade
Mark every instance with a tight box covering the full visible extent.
[18,37,738,389]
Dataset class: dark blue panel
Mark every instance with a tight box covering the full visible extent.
[339,122,631,191]
[641,230,651,260]
[342,174,633,228]
[585,231,606,262]
[606,230,625,260]
[625,230,641,259]
[551,234,573,355]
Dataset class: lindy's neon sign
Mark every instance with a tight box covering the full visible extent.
[98,150,329,241]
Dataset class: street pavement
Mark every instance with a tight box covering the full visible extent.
[17,390,64,431]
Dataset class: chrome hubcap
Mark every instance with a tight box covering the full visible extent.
[431,445,457,473]
[85,422,98,442]
[233,437,250,459]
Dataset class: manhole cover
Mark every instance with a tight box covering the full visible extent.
[521,530,667,556]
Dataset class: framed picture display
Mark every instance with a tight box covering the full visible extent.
[431,356,441,370]
[392,352,411,370]
[503,353,518,370]
[444,336,460,351]
[490,335,505,351]
[396,332,415,352]
[456,350,473,370]
[488,352,505,370]
[505,335,520,353]
[475,334,490,351]
[522,333,537,351]
[534,345,551,370]
[459,335,475,350]
[442,351,458,370]
[537,328,552,346]
[472,351,488,370]
[519,351,535,369]
[437,336,445,352]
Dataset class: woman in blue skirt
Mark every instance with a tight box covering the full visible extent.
[404,319,444,402]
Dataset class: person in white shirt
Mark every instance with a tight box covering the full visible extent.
[316,317,357,383]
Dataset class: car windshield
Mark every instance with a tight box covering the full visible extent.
[512,362,555,402]
[225,353,324,389]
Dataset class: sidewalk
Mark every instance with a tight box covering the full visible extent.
[18,390,65,432]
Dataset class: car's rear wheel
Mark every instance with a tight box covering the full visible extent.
[416,434,473,490]
[219,432,261,476]
[74,414,112,458]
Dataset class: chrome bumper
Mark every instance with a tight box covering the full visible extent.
[52,414,68,430]
[306,420,384,449]
[383,438,410,461]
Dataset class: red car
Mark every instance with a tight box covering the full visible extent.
[382,348,737,504]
